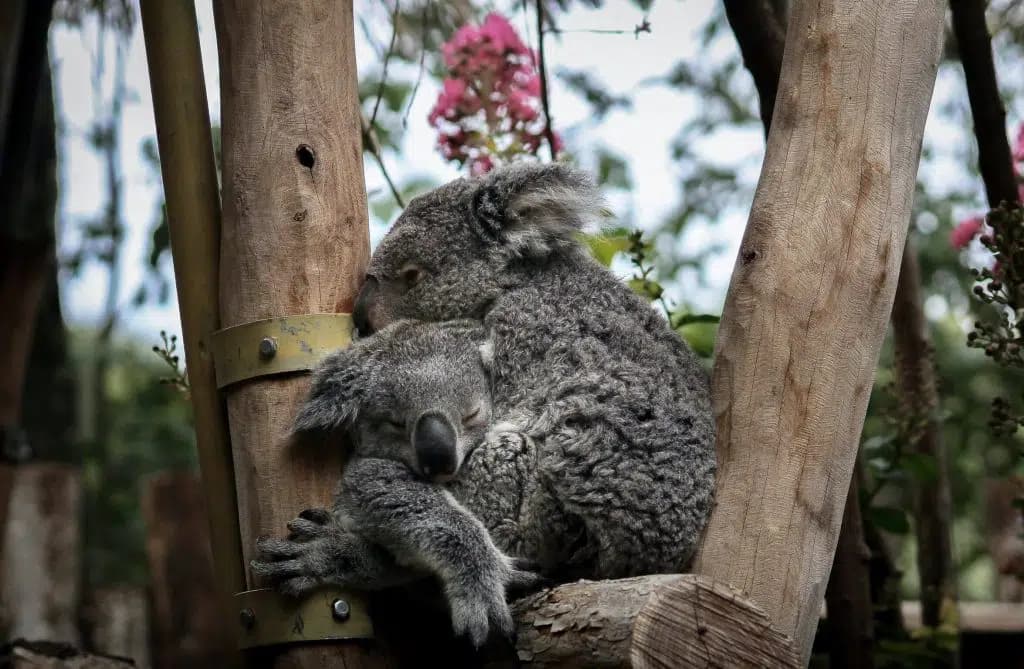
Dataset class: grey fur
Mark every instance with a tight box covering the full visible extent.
[358,162,716,577]
[254,322,545,647]
[254,162,716,644]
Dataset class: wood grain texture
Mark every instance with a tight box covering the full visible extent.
[213,1,387,666]
[490,575,798,668]
[633,577,800,668]
[692,0,946,662]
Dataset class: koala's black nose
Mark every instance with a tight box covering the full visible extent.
[413,413,458,480]
[353,275,377,337]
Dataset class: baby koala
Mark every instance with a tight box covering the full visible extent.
[252,320,543,647]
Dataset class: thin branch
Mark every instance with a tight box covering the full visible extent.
[542,20,652,38]
[402,2,431,128]
[722,0,786,136]
[361,112,405,208]
[534,0,558,161]
[950,0,1019,208]
[370,0,401,129]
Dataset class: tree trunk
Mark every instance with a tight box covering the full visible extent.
[0,464,82,644]
[88,586,151,669]
[0,0,58,559]
[949,0,1019,207]
[891,238,957,637]
[824,467,875,669]
[212,2,388,664]
[722,0,785,136]
[140,471,232,669]
[692,0,945,663]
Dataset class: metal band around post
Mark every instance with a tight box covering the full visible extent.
[209,314,354,389]
[233,587,373,649]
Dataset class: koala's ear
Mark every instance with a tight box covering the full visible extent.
[291,348,365,437]
[470,162,605,258]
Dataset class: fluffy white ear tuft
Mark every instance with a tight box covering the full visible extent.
[471,162,606,257]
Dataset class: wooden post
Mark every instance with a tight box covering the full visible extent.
[212,1,387,665]
[0,464,81,644]
[89,586,152,669]
[692,0,945,663]
[138,0,244,661]
[141,471,234,668]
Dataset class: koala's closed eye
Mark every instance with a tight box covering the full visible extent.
[400,265,425,288]
[462,405,485,427]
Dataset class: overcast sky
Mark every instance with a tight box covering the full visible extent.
[50,0,981,344]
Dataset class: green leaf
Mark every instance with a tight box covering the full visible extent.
[581,233,631,267]
[869,506,910,534]
[672,313,720,327]
[677,321,717,359]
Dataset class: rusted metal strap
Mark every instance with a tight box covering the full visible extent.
[233,587,373,649]
[209,314,353,389]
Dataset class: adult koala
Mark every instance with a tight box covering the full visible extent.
[353,162,715,578]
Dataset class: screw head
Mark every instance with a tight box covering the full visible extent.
[239,607,256,630]
[259,337,278,359]
[331,598,350,622]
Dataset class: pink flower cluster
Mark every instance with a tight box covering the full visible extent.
[951,122,1024,250]
[429,13,562,175]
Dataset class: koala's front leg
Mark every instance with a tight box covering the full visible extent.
[251,508,418,597]
[340,458,544,648]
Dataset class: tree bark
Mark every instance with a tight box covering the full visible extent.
[88,586,151,669]
[140,471,232,669]
[692,0,946,663]
[0,464,81,644]
[949,0,1019,207]
[212,0,390,665]
[488,575,800,668]
[891,238,957,634]
[824,467,875,669]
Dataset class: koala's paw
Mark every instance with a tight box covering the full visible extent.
[250,509,344,598]
[448,581,515,649]
[505,557,552,599]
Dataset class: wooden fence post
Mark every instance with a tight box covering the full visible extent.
[0,464,81,644]
[141,471,234,668]
[212,1,389,666]
[692,0,946,662]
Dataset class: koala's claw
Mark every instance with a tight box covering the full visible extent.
[505,557,550,599]
[449,586,515,649]
[286,517,330,540]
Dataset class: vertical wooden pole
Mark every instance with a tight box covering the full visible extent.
[213,1,387,665]
[139,0,245,660]
[1,464,81,644]
[142,471,234,668]
[693,0,946,662]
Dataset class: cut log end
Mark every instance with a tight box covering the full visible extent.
[493,574,799,668]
